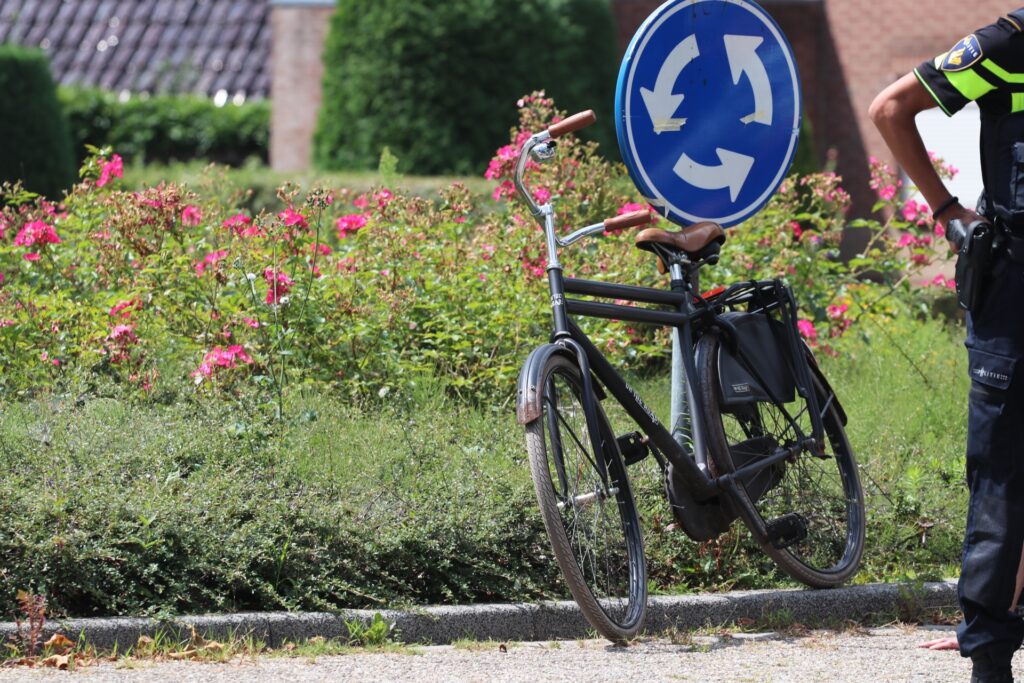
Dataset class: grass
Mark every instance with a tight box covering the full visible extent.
[0,314,971,620]
[2,627,415,669]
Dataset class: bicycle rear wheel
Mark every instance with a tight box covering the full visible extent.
[696,331,865,588]
[525,353,646,642]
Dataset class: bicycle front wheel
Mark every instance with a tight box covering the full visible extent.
[525,354,646,642]
[697,331,865,588]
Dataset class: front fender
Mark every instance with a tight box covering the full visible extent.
[515,342,607,425]
[516,343,576,425]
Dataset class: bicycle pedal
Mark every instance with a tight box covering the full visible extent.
[765,512,808,550]
[617,431,649,466]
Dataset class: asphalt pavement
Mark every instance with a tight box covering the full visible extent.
[0,627,1005,682]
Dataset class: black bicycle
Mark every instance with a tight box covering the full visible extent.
[514,111,865,643]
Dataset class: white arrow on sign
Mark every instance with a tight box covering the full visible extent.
[640,34,699,134]
[724,34,773,126]
[673,148,755,202]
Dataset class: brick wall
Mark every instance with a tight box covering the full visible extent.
[823,0,1009,213]
[270,0,335,171]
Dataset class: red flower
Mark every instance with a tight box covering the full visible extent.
[194,249,229,277]
[109,299,142,318]
[375,189,393,209]
[191,345,254,380]
[278,208,308,230]
[263,267,294,304]
[336,213,367,239]
[14,220,61,247]
[223,213,263,238]
[97,154,124,188]
[181,205,203,227]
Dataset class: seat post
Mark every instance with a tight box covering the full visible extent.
[669,262,692,455]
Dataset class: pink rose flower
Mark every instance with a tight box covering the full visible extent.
[336,213,368,239]
[223,213,262,238]
[263,267,294,304]
[194,249,229,277]
[96,154,124,188]
[278,208,308,230]
[797,319,818,341]
[14,220,61,247]
[181,205,203,227]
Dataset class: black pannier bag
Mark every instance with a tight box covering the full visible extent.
[715,312,796,406]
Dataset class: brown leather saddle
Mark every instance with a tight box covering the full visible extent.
[635,221,726,270]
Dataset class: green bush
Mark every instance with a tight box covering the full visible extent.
[313,0,617,175]
[59,87,269,166]
[125,159,492,215]
[791,115,818,176]
[0,317,969,618]
[0,45,75,198]
[0,395,557,617]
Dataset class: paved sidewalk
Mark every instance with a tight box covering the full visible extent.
[0,626,1003,682]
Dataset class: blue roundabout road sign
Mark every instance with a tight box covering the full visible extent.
[615,0,802,228]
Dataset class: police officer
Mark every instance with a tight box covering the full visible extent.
[870,9,1024,683]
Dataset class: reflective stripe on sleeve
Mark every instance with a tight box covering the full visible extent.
[944,68,997,100]
[981,58,1024,84]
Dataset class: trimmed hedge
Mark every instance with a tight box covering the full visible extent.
[0,45,76,198]
[59,87,269,166]
[314,0,618,175]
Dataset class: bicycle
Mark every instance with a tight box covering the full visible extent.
[514,110,866,643]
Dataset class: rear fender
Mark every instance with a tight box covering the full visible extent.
[805,347,848,426]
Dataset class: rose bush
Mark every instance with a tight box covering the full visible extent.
[0,95,956,412]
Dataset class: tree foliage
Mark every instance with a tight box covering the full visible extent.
[0,46,75,198]
[313,0,618,175]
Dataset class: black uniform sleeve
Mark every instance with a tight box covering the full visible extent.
[914,14,1021,116]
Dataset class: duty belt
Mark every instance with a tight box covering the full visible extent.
[998,226,1024,264]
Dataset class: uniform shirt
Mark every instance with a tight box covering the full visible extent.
[915,10,1024,120]
[914,10,1024,202]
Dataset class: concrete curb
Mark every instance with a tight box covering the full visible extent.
[0,580,958,649]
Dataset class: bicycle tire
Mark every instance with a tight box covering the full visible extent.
[696,331,865,588]
[525,354,647,642]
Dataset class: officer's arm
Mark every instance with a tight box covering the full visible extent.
[869,73,975,228]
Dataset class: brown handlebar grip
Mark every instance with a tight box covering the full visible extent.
[548,110,597,139]
[603,210,653,232]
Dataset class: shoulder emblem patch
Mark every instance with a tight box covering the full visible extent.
[941,34,983,72]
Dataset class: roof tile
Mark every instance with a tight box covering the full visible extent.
[0,0,271,98]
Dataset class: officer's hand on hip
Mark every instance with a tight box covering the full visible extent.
[936,203,984,254]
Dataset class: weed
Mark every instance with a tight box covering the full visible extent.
[345,613,397,648]
[11,591,46,659]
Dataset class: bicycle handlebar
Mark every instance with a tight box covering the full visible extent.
[603,210,653,232]
[548,110,596,139]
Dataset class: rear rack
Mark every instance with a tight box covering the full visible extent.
[703,279,789,316]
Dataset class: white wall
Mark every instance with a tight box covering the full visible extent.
[907,102,983,210]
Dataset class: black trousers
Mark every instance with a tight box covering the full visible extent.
[957,258,1024,658]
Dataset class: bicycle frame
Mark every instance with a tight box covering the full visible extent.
[513,125,831,534]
